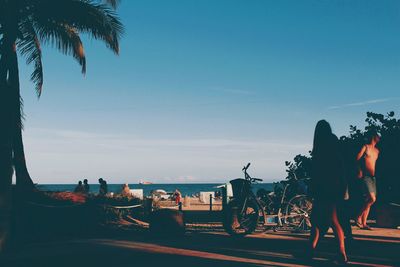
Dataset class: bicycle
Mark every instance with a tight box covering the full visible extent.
[223,163,312,236]
[259,175,312,232]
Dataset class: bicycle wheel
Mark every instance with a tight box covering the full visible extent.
[223,198,259,236]
[284,195,312,232]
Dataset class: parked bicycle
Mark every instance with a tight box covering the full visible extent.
[223,163,312,236]
[258,174,312,232]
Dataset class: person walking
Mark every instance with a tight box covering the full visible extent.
[356,131,380,230]
[308,120,348,264]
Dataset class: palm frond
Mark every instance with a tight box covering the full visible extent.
[34,20,86,75]
[103,0,120,9]
[31,0,124,55]
[17,20,44,96]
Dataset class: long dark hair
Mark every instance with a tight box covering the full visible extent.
[312,120,333,158]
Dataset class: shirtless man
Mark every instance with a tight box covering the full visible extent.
[356,132,380,230]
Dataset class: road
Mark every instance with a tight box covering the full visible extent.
[1,227,399,267]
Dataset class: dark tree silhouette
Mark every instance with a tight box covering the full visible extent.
[0,0,123,250]
[0,0,123,189]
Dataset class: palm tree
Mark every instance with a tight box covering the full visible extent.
[0,0,123,250]
[0,0,124,190]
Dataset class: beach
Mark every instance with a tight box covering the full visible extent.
[1,1,399,266]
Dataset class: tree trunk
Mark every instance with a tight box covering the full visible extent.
[8,44,35,190]
[13,128,35,190]
[0,144,13,252]
[0,35,14,252]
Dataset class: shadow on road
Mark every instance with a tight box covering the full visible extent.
[1,227,399,267]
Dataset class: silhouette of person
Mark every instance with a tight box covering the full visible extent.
[98,178,108,196]
[356,131,380,230]
[83,179,90,194]
[308,120,348,263]
[319,138,355,246]
[74,181,85,193]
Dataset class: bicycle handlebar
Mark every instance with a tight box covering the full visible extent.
[252,178,263,182]
[242,162,251,171]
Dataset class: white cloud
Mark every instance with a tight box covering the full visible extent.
[23,128,310,184]
[328,98,397,110]
[209,86,255,96]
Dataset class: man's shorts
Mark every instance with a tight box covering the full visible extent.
[362,176,376,194]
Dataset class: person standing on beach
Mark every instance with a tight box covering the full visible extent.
[83,179,90,194]
[356,131,380,230]
[308,120,348,264]
[174,189,182,206]
[74,181,85,193]
[98,178,108,196]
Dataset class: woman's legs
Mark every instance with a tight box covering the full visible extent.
[331,206,347,261]
[309,202,325,256]
[310,225,320,250]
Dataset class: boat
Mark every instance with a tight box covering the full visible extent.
[139,180,153,185]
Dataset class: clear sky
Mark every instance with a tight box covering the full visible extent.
[18,0,400,184]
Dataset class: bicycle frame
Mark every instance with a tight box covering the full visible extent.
[226,164,311,233]
[236,164,268,226]
[274,182,289,226]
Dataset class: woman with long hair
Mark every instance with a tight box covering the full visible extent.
[309,120,348,263]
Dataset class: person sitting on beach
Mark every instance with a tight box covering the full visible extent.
[356,131,380,230]
[83,179,90,194]
[121,183,131,197]
[98,178,108,196]
[74,181,85,193]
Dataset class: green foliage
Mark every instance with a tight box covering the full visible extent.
[280,154,312,200]
[285,154,312,180]
[286,111,400,203]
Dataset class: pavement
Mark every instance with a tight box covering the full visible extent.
[0,226,399,267]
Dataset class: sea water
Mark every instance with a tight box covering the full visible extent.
[37,183,274,197]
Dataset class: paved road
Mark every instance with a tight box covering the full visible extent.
[1,227,399,267]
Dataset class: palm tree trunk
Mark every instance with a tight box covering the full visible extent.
[13,128,34,190]
[0,144,13,251]
[8,45,34,190]
[0,35,14,252]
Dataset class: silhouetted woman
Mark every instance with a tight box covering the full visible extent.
[309,120,348,263]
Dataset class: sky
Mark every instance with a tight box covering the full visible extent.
[18,0,400,184]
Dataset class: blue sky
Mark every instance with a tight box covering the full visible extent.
[18,0,400,184]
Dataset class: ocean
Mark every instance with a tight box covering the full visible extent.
[37,183,274,197]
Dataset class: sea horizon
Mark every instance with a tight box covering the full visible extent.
[36,182,275,197]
